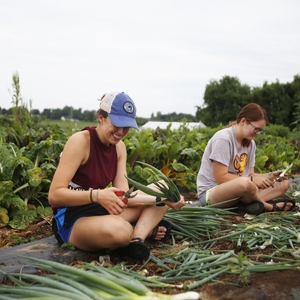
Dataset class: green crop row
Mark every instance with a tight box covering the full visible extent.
[0,121,299,229]
[125,124,300,192]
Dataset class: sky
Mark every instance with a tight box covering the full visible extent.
[1,1,300,118]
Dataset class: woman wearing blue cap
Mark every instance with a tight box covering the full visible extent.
[48,92,185,261]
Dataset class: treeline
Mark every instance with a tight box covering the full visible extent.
[0,106,196,127]
[196,74,300,128]
[1,106,97,122]
[1,73,300,129]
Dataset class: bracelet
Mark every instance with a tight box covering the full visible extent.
[89,188,94,203]
[156,197,165,206]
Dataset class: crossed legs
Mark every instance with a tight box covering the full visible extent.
[69,181,170,252]
[208,177,290,211]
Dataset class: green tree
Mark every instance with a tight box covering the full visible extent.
[287,75,300,130]
[50,108,63,120]
[151,112,196,122]
[31,109,40,115]
[196,76,251,127]
[251,80,294,125]
[61,106,73,119]
[197,74,300,128]
[73,108,82,121]
[41,109,52,119]
[291,101,300,132]
[82,110,96,122]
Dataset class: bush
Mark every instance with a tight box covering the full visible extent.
[265,124,290,138]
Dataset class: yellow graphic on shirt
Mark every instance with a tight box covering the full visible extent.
[234,153,248,176]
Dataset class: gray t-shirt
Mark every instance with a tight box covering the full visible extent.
[197,125,256,197]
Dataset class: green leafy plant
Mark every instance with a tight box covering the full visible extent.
[8,233,35,245]
[255,135,300,172]
[125,125,206,191]
[0,125,67,229]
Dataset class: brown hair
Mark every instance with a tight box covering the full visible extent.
[236,103,268,124]
[95,93,108,121]
[94,109,108,123]
[96,109,108,118]
[226,103,268,147]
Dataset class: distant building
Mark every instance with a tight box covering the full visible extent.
[61,116,79,122]
[140,121,206,130]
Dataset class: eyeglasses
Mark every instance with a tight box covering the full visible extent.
[249,122,264,134]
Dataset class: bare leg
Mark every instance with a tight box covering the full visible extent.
[131,206,168,241]
[208,177,260,207]
[208,177,291,211]
[259,179,290,210]
[70,181,173,251]
[120,181,171,241]
[69,215,133,251]
[120,195,169,241]
[259,179,289,201]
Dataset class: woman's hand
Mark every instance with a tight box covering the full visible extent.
[252,176,274,190]
[96,187,127,215]
[165,195,185,210]
[269,170,289,182]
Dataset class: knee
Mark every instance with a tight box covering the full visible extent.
[279,179,290,194]
[105,216,132,246]
[243,177,257,194]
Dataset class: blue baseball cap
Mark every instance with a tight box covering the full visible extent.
[99,92,139,130]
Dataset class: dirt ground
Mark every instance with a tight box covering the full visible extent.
[1,193,300,300]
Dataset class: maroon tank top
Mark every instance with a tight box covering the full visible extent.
[52,126,118,228]
[71,126,118,189]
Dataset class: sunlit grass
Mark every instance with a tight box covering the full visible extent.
[40,119,97,135]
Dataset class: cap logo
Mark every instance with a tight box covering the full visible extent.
[123,101,134,114]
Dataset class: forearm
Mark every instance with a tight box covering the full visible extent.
[127,194,159,206]
[250,172,273,179]
[216,173,238,184]
[48,187,97,207]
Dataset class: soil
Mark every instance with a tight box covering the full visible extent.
[1,192,300,300]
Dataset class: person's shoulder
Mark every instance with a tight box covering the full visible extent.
[116,140,126,151]
[250,139,256,147]
[212,127,231,140]
[67,129,90,145]
[72,129,90,138]
[208,128,233,150]
[116,140,126,159]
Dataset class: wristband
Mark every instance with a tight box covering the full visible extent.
[156,197,165,206]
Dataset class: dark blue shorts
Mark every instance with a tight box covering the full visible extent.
[52,204,109,245]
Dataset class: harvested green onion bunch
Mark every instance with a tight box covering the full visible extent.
[126,161,181,205]
[0,257,200,299]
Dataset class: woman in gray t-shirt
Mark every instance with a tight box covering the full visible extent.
[196,103,293,214]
